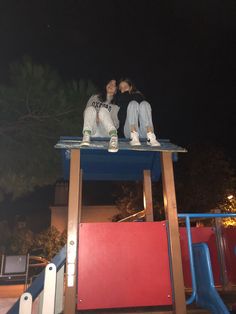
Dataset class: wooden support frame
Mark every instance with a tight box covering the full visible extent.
[64,149,82,314]
[143,170,154,221]
[161,152,186,314]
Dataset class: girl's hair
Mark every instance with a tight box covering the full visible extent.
[118,77,137,93]
[119,78,144,97]
[97,79,116,103]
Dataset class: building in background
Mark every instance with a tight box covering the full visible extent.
[50,181,119,232]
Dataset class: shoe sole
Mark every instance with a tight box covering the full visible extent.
[147,141,161,147]
[108,148,119,153]
[130,142,141,146]
[80,142,90,146]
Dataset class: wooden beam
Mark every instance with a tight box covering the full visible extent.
[64,149,81,314]
[143,170,154,221]
[78,169,83,224]
[161,152,186,314]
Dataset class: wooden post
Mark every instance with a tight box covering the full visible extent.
[161,152,186,314]
[143,170,154,221]
[78,169,83,224]
[64,149,81,314]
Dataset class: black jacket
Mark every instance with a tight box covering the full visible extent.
[115,91,145,137]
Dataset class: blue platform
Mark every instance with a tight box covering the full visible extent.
[55,136,187,182]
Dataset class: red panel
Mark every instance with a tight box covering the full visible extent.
[223,228,236,284]
[180,227,221,287]
[77,222,172,310]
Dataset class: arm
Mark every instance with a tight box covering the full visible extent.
[131,91,145,103]
[110,105,120,129]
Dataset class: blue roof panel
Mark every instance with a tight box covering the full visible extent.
[56,137,187,182]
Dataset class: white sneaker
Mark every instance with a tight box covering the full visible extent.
[147,132,161,147]
[130,131,141,146]
[108,136,118,153]
[81,132,90,146]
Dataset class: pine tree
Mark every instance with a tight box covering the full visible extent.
[0,57,97,200]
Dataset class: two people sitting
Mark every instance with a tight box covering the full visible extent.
[81,78,160,152]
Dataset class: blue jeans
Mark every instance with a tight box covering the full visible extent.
[124,101,154,138]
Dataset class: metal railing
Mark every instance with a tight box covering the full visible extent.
[19,263,57,314]
[178,213,236,305]
[8,246,66,314]
[117,210,146,222]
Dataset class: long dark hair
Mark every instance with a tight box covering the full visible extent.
[97,79,116,103]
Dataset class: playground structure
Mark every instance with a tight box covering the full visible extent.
[8,137,236,314]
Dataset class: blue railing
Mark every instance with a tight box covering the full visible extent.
[178,213,236,305]
[8,246,66,314]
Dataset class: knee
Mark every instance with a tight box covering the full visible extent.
[139,101,152,112]
[84,106,96,115]
[127,101,139,113]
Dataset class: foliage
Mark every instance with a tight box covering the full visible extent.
[0,57,97,200]
[33,226,66,260]
[113,181,165,221]
[114,182,143,217]
[0,221,66,260]
[7,228,34,255]
[175,143,235,213]
[0,220,11,254]
[113,143,235,220]
[219,195,236,227]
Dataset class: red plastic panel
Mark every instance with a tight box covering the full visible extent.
[223,228,236,284]
[77,222,172,310]
[180,227,221,287]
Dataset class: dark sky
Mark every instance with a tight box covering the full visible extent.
[0,0,235,152]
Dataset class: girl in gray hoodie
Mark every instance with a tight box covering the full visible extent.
[81,79,119,152]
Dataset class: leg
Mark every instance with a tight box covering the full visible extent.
[81,106,97,146]
[139,101,160,146]
[124,101,140,138]
[99,107,119,153]
[82,106,97,134]
[139,101,154,137]
[124,101,141,146]
[98,107,117,135]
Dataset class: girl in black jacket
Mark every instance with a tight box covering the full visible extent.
[116,78,160,146]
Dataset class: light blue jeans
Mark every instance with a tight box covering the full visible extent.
[124,101,154,138]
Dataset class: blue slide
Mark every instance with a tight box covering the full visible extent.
[193,243,230,314]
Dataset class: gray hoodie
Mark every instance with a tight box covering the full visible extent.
[86,94,120,129]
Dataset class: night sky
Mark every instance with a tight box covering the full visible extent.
[0,0,235,152]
